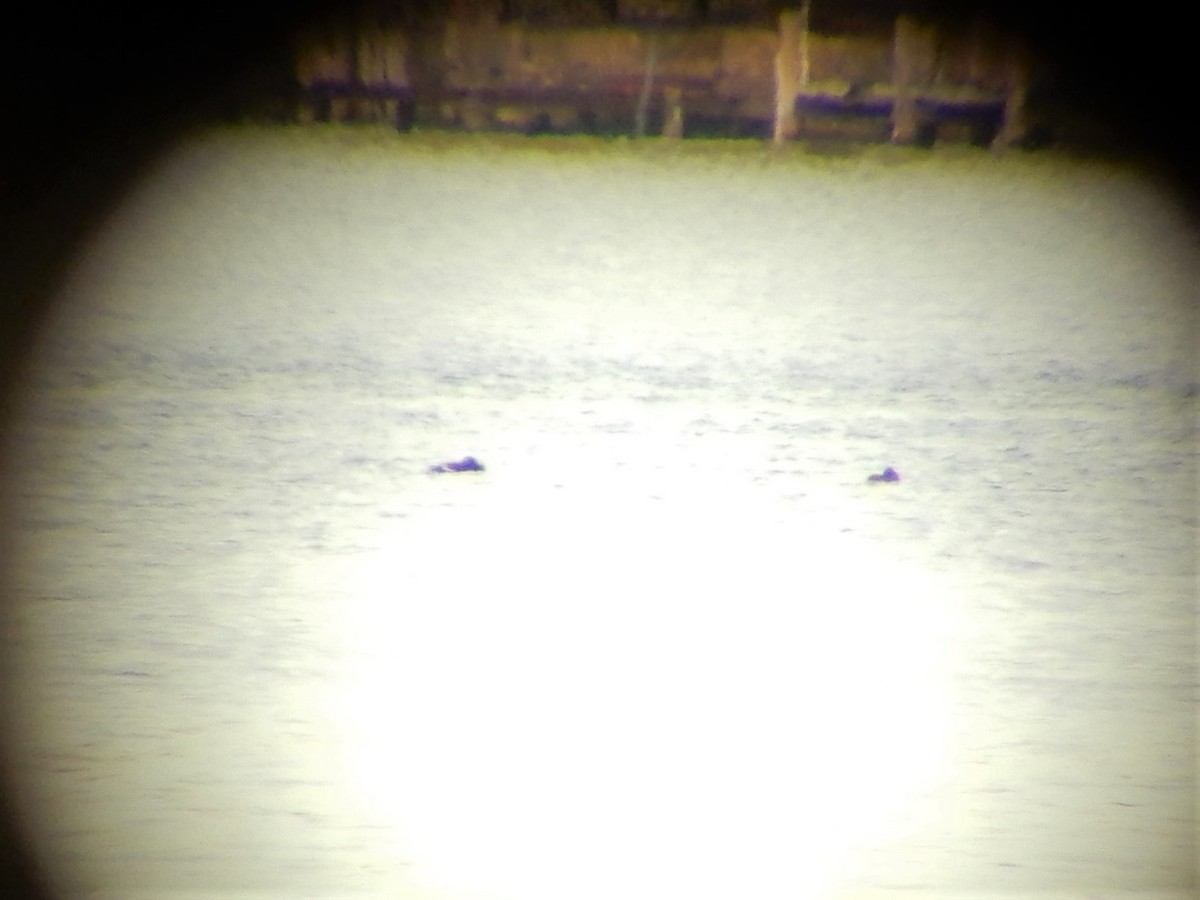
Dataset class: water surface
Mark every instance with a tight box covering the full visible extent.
[3,128,1196,900]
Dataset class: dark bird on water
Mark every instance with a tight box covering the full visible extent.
[429,456,485,474]
[867,467,900,483]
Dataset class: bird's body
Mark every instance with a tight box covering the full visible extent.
[430,456,485,474]
[867,467,900,483]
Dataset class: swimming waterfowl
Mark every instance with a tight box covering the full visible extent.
[429,456,485,473]
[867,467,900,483]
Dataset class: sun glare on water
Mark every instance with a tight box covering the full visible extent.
[327,479,963,900]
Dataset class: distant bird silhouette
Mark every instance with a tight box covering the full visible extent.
[867,466,900,483]
[429,456,485,474]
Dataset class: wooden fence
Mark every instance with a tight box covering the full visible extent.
[295,4,1035,148]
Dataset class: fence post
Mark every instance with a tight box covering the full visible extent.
[662,87,684,137]
[993,41,1029,149]
[891,14,918,143]
[773,6,807,145]
[635,31,660,137]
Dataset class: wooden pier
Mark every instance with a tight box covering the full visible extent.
[295,3,1035,148]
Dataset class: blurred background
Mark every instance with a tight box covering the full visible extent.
[1,1,1196,898]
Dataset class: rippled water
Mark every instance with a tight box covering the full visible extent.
[2,129,1196,899]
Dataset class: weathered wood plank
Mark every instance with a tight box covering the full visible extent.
[773,6,807,145]
[892,14,936,144]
